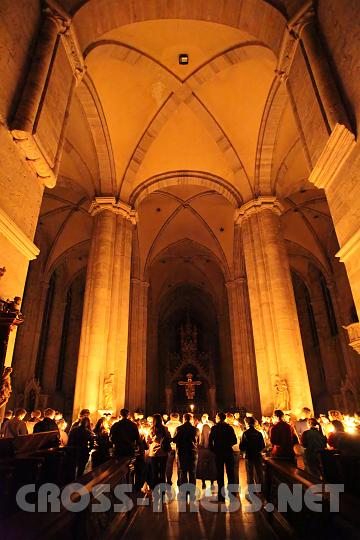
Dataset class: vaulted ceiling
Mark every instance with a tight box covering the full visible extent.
[37,3,339,288]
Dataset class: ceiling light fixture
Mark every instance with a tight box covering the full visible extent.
[179,54,189,65]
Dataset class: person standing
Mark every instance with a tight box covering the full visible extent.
[197,413,217,489]
[33,408,59,434]
[270,409,298,460]
[295,407,312,439]
[173,413,200,493]
[226,412,242,491]
[301,418,327,477]
[165,412,182,484]
[68,416,94,477]
[209,412,237,501]
[92,417,111,467]
[240,416,265,495]
[26,410,42,434]
[110,408,141,458]
[1,410,13,431]
[1,408,27,437]
[147,414,171,488]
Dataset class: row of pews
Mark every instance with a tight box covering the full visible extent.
[0,432,136,540]
[263,449,360,540]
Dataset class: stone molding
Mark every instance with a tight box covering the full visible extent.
[225,277,247,289]
[89,197,136,223]
[0,208,40,260]
[336,228,360,264]
[130,277,150,288]
[287,1,315,39]
[235,196,283,223]
[309,123,356,190]
[275,1,314,83]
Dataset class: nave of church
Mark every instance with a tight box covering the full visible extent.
[1,1,360,539]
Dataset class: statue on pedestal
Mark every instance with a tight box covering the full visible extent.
[103,372,114,411]
[0,367,12,409]
[274,375,290,411]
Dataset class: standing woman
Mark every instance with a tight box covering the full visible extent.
[147,414,171,488]
[92,417,111,467]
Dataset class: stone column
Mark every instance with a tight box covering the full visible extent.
[127,278,149,411]
[41,293,67,395]
[12,6,66,136]
[227,224,260,415]
[165,387,173,413]
[309,290,343,397]
[238,197,313,415]
[73,198,135,418]
[208,386,217,418]
[337,236,360,354]
[290,5,348,132]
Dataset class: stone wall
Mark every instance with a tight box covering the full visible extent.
[0,1,43,303]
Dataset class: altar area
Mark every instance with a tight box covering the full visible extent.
[163,314,217,415]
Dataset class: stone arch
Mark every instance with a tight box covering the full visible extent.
[71,0,286,55]
[76,74,116,195]
[130,170,242,208]
[255,76,289,195]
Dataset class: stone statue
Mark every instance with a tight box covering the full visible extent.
[274,375,290,411]
[103,372,114,411]
[0,367,13,409]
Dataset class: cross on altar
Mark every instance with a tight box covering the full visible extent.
[178,373,202,400]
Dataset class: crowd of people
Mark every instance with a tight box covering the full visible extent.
[1,405,359,499]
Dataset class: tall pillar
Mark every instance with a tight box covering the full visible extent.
[290,5,349,133]
[42,292,67,395]
[127,278,149,411]
[73,197,134,418]
[226,225,260,415]
[238,197,313,415]
[309,289,342,397]
[11,7,63,136]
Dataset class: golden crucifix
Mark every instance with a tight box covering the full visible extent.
[178,373,202,400]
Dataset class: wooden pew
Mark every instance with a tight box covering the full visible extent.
[0,431,63,514]
[263,456,360,540]
[2,457,137,540]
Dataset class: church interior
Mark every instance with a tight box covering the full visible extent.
[1,0,360,537]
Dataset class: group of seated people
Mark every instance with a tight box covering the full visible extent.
[1,405,359,500]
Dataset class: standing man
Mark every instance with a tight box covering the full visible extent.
[33,408,58,434]
[295,407,311,439]
[209,412,237,502]
[173,413,200,498]
[1,408,27,437]
[165,412,182,485]
[110,408,140,458]
[270,409,298,460]
[226,412,242,491]
[240,416,265,496]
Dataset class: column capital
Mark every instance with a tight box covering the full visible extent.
[287,2,315,39]
[235,197,283,224]
[310,124,356,191]
[43,1,86,83]
[89,197,136,224]
[43,0,71,32]
[343,322,360,355]
[225,277,247,289]
[131,277,150,288]
[274,1,314,83]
